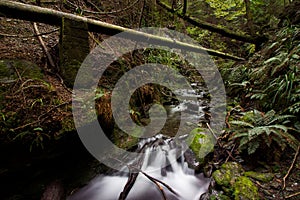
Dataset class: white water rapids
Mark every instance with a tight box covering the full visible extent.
[68,135,210,200]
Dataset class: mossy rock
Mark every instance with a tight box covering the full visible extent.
[0,59,44,110]
[233,176,259,200]
[212,162,244,187]
[58,116,76,136]
[188,128,214,165]
[244,171,274,182]
[0,59,43,82]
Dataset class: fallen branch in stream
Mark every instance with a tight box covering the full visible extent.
[118,163,179,200]
[114,137,179,200]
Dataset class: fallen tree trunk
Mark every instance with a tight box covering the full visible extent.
[0,0,244,61]
[156,0,268,45]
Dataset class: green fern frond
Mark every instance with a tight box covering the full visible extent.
[272,136,287,151]
[248,140,260,155]
[280,132,300,151]
[268,124,289,132]
[230,120,254,128]
[233,132,249,139]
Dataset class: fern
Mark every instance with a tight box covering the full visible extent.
[230,109,299,155]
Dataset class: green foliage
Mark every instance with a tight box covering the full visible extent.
[227,25,300,116]
[230,109,299,155]
[13,127,50,152]
[204,0,245,20]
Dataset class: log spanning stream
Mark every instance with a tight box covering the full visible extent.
[68,88,211,200]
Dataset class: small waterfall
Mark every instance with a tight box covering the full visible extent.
[68,87,211,200]
[68,134,210,200]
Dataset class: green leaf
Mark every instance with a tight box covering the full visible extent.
[248,141,260,154]
[230,120,254,128]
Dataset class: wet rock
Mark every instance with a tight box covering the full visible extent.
[244,171,274,182]
[210,189,231,200]
[203,164,213,177]
[184,148,200,170]
[199,190,230,200]
[188,128,214,166]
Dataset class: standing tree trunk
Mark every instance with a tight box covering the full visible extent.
[244,0,254,36]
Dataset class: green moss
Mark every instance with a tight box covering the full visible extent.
[0,59,43,81]
[244,171,274,182]
[213,162,245,188]
[60,117,76,133]
[233,176,259,200]
[188,128,214,163]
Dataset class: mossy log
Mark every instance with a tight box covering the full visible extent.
[0,0,244,61]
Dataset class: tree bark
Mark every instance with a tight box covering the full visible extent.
[0,0,244,60]
[244,0,254,36]
[156,0,267,45]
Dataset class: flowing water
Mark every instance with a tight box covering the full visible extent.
[68,88,211,200]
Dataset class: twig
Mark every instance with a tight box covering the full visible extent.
[142,173,167,200]
[12,63,23,82]
[37,101,70,121]
[54,73,73,94]
[32,22,56,69]
[112,139,179,199]
[225,110,231,128]
[0,28,59,38]
[206,123,218,140]
[10,101,70,132]
[286,191,300,199]
[225,144,236,163]
[206,122,223,148]
[283,145,300,189]
[137,0,145,28]
[11,62,26,101]
[206,122,237,161]
[140,170,178,196]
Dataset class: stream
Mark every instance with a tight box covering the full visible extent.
[68,87,211,200]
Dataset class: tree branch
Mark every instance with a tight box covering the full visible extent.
[32,22,56,68]
[0,0,244,61]
[283,145,300,190]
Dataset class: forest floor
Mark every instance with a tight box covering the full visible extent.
[0,9,300,200]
